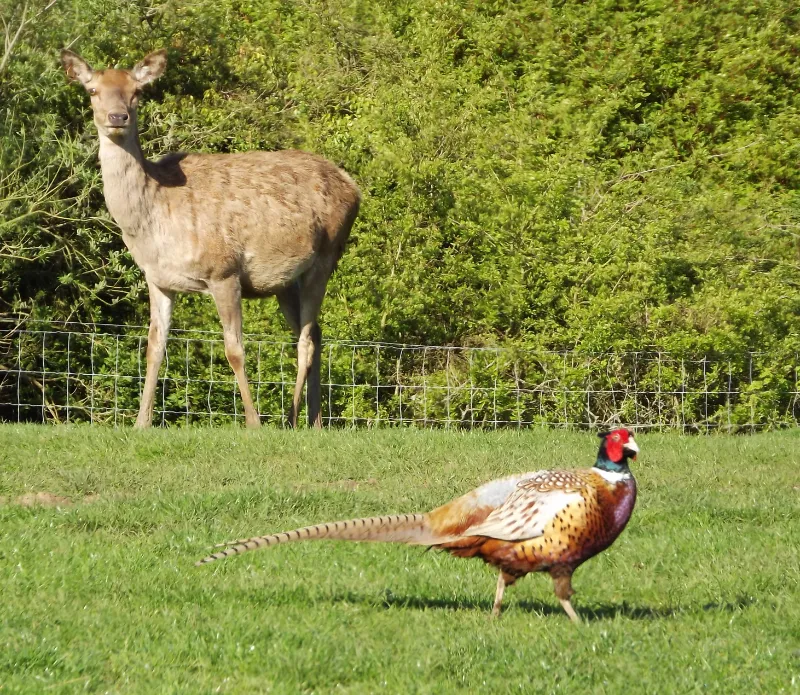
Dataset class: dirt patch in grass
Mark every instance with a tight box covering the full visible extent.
[0,492,100,506]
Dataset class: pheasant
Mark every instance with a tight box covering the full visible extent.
[197,428,639,622]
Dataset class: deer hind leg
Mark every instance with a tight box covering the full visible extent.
[277,282,301,338]
[209,277,260,428]
[287,268,329,429]
[277,284,302,428]
[305,322,323,428]
[136,282,175,428]
[550,566,581,624]
[292,320,323,429]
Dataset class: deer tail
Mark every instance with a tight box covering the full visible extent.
[195,513,452,566]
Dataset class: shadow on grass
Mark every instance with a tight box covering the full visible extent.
[323,589,758,621]
[579,599,757,621]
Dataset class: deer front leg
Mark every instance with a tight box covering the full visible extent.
[135,282,175,428]
[209,277,260,428]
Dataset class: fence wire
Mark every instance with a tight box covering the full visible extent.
[1,320,798,431]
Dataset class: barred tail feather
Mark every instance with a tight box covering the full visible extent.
[195,513,451,566]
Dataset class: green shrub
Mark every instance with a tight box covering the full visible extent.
[1,0,799,427]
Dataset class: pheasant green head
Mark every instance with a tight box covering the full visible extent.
[595,428,638,474]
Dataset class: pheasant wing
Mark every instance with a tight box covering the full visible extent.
[464,470,593,542]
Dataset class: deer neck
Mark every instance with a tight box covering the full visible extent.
[97,128,155,238]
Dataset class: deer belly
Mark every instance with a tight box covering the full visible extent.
[241,252,316,296]
[145,268,209,293]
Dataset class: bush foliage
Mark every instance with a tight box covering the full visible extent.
[1,0,799,425]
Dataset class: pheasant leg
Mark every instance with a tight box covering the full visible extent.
[492,572,506,617]
[559,598,581,623]
[551,567,582,624]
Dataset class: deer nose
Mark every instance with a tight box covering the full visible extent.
[108,112,129,126]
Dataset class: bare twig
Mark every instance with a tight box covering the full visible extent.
[0,2,28,77]
[0,0,58,76]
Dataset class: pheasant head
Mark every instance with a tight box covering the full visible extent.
[595,428,639,476]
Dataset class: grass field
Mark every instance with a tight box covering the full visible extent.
[0,425,798,693]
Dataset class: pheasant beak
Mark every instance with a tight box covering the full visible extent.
[623,438,639,460]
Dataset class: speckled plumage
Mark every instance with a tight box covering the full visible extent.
[197,428,640,622]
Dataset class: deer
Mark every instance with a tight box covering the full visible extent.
[60,49,360,429]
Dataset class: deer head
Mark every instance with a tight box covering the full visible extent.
[60,49,168,140]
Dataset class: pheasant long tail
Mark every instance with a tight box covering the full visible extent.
[196,513,453,566]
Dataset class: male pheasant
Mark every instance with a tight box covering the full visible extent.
[197,428,639,622]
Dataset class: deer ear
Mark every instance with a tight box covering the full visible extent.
[132,50,167,86]
[61,50,93,85]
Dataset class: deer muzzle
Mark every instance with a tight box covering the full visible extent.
[107,112,130,127]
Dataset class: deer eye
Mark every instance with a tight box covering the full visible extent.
[88,88,97,96]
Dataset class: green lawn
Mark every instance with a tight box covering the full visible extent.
[0,425,798,693]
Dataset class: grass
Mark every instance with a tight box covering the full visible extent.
[0,424,798,694]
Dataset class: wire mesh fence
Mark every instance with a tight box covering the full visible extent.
[0,319,798,431]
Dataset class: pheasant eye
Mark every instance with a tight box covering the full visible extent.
[611,434,620,441]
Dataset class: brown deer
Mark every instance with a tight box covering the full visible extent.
[60,49,360,429]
